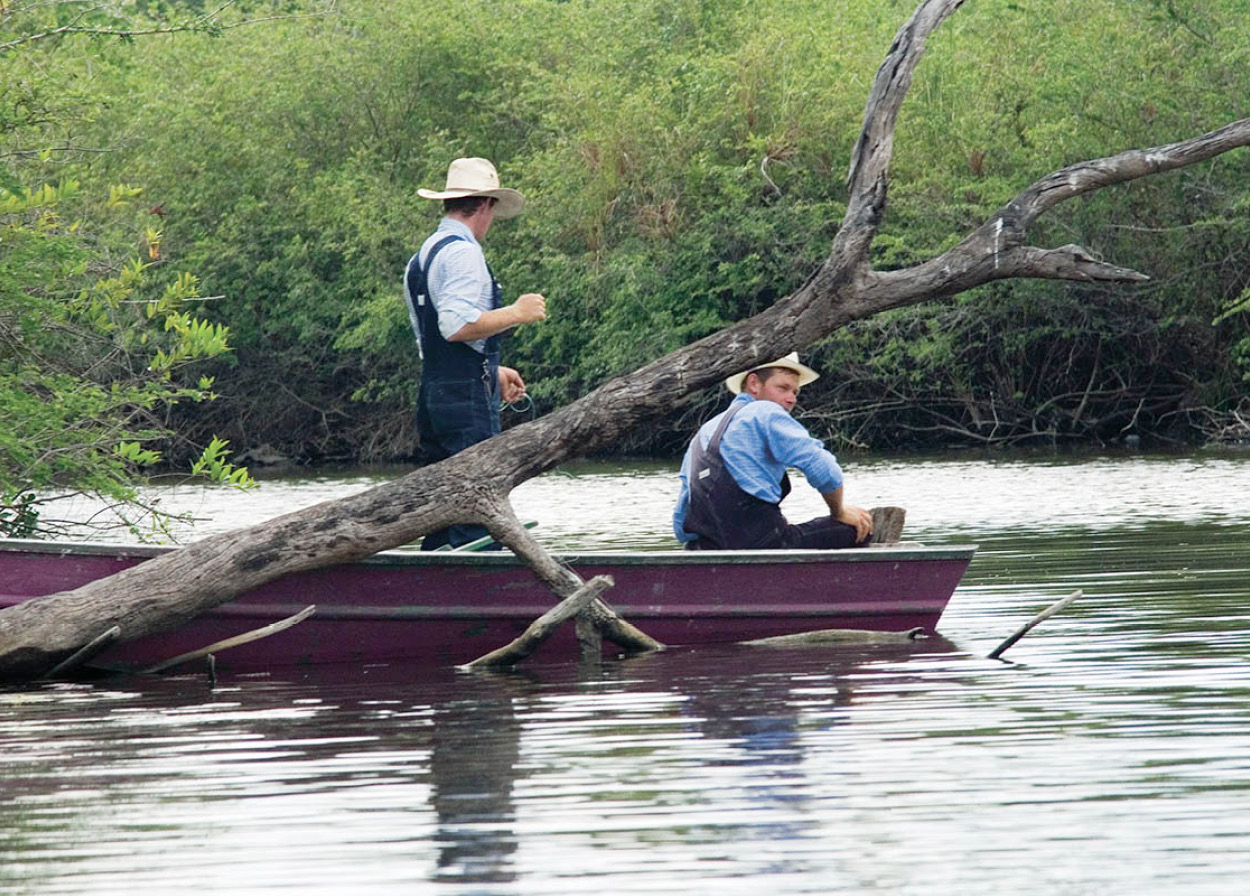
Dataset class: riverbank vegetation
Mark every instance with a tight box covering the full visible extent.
[4,1,1249,488]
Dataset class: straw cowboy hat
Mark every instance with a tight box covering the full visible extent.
[724,352,820,395]
[418,157,526,219]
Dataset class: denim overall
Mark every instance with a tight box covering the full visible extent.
[682,402,792,550]
[406,234,502,550]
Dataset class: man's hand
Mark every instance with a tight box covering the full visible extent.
[838,504,873,544]
[512,292,546,324]
[498,366,526,404]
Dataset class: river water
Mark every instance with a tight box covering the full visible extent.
[3,450,1250,894]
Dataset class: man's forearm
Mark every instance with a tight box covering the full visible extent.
[821,487,845,518]
[823,487,872,542]
[448,292,546,342]
[448,306,525,342]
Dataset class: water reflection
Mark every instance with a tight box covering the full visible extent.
[1,638,964,893]
[429,675,523,884]
[5,451,1250,893]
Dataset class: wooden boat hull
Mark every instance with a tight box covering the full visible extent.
[0,539,976,670]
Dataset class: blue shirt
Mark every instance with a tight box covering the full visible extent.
[672,393,845,542]
[403,218,494,355]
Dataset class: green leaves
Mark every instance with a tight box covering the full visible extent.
[0,175,245,536]
[190,437,256,489]
[1215,286,1250,327]
[115,441,162,467]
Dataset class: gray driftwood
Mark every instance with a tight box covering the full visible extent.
[869,506,906,544]
[461,575,616,670]
[140,604,318,674]
[39,626,120,680]
[988,590,1084,660]
[2,0,1249,681]
[742,626,928,648]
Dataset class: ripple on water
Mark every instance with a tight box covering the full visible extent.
[4,453,1250,893]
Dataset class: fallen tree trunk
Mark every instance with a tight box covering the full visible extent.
[741,627,928,648]
[2,0,1248,682]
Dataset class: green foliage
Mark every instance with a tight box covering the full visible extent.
[6,0,1250,463]
[0,2,323,536]
[0,178,252,534]
[1220,286,1250,383]
[190,436,256,488]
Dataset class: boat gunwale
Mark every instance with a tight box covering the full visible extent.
[0,537,977,567]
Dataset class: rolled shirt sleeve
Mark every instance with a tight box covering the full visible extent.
[720,398,843,500]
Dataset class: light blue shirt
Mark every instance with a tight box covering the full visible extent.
[403,218,494,355]
[672,393,845,542]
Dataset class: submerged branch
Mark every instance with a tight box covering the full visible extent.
[989,591,1084,660]
[461,576,614,670]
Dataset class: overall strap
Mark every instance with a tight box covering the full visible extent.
[704,401,790,499]
[403,234,464,359]
[706,400,745,455]
[689,400,745,477]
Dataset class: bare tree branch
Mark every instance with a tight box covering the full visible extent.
[866,118,1250,306]
[843,0,966,250]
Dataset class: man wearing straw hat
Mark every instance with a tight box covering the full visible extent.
[673,353,872,550]
[404,157,547,550]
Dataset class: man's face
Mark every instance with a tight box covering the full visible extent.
[468,199,497,240]
[745,369,800,413]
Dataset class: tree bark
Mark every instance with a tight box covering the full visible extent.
[869,507,906,544]
[2,0,1249,681]
[461,575,616,670]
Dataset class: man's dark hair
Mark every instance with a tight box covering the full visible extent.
[749,366,787,386]
[444,195,496,216]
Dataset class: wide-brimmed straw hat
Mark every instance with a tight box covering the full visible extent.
[417,157,525,219]
[724,352,820,395]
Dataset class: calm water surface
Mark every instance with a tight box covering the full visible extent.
[4,451,1250,894]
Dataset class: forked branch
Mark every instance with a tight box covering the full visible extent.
[866,118,1250,307]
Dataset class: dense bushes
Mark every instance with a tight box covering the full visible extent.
[6,0,1249,473]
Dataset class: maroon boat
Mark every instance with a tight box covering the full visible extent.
[0,537,976,671]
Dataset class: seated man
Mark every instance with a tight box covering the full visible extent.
[673,353,872,550]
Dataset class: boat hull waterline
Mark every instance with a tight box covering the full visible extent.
[0,539,977,669]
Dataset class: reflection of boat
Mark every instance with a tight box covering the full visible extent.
[0,538,976,670]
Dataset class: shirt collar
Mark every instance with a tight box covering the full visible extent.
[437,217,479,246]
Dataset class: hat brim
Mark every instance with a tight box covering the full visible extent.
[417,187,525,219]
[725,359,819,394]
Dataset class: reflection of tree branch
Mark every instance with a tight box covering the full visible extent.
[13,489,192,541]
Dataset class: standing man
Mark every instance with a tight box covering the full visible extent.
[673,353,872,550]
[404,157,547,550]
